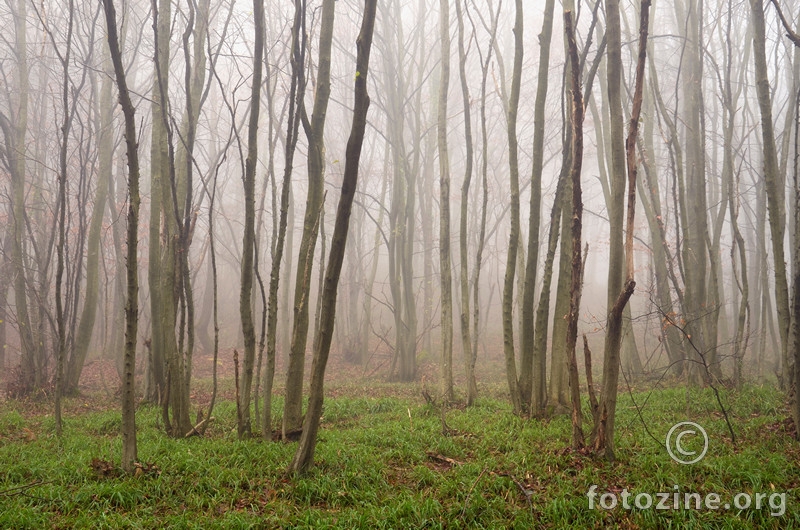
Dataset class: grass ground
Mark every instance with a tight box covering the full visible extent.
[0,381,797,529]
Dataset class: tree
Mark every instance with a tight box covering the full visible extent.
[455,0,476,405]
[437,0,454,402]
[563,8,586,449]
[521,0,555,416]
[263,0,307,440]
[283,0,336,438]
[593,0,650,461]
[51,0,76,435]
[501,0,524,415]
[64,27,115,396]
[237,0,265,438]
[290,0,377,473]
[101,0,142,473]
[750,0,790,384]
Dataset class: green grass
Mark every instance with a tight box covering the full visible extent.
[0,384,797,528]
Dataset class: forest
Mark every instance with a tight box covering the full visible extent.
[0,0,799,527]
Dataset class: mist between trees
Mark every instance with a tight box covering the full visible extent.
[1,0,799,473]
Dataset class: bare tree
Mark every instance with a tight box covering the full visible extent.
[101,0,142,473]
[438,0,454,402]
[501,0,524,415]
[290,0,377,474]
[283,0,336,438]
[237,0,266,438]
[593,0,650,461]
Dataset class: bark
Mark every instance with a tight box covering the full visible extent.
[146,0,166,406]
[678,0,711,385]
[290,0,376,473]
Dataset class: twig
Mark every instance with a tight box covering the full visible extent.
[768,0,800,47]
[185,417,214,438]
[425,452,464,467]
[583,334,599,416]
[461,468,487,518]
[0,480,52,496]
[658,309,737,446]
[494,471,533,513]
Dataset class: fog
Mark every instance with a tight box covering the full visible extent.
[0,0,797,425]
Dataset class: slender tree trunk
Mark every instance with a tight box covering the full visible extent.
[238,0,265,438]
[54,0,75,436]
[283,0,336,437]
[290,0,376,473]
[523,0,555,415]
[437,0,454,403]
[750,0,790,382]
[563,10,585,449]
[264,0,306,440]
[501,0,524,415]
[455,0,476,405]
[102,0,141,472]
[594,0,649,461]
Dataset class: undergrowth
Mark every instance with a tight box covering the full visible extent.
[0,384,797,528]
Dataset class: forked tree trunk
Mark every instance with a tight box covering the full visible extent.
[523,0,555,415]
[290,0,377,473]
[236,0,265,438]
[593,0,650,461]
[283,0,336,437]
[455,0,476,405]
[501,0,524,415]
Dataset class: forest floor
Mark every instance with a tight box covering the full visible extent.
[0,356,798,528]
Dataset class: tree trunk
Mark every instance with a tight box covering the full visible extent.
[283,0,336,437]
[454,0,476,405]
[263,0,307,440]
[437,0,454,403]
[54,0,76,435]
[237,0,265,438]
[593,0,649,461]
[750,0,790,382]
[522,0,555,415]
[501,0,524,415]
[563,9,585,449]
[102,0,142,472]
[66,37,115,396]
[290,0,376,473]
